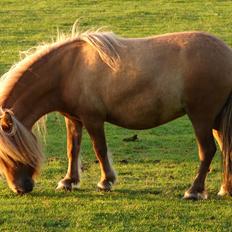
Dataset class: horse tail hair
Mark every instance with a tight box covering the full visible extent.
[220,95,232,194]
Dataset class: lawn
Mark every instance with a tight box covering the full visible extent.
[0,0,232,231]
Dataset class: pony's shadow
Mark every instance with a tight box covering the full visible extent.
[27,187,163,201]
[0,187,226,201]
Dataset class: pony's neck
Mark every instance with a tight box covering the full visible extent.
[0,42,75,129]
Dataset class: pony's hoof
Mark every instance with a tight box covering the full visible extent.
[183,190,208,200]
[56,178,80,191]
[218,186,230,197]
[97,180,113,192]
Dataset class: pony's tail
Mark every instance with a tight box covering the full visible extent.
[221,95,232,194]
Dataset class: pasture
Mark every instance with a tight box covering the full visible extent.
[0,0,232,231]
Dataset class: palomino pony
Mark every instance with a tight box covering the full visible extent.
[0,29,232,200]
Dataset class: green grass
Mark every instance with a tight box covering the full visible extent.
[0,0,232,231]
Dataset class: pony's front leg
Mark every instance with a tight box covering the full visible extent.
[57,117,82,191]
[184,124,216,200]
[85,122,116,191]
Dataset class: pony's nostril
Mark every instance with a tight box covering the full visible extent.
[23,179,34,193]
[15,179,34,194]
[25,185,33,193]
[16,189,24,195]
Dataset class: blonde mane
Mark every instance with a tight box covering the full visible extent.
[77,31,122,70]
[0,25,122,173]
[0,26,122,132]
[0,109,43,173]
[2,25,122,80]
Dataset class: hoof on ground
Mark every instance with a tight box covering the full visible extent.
[183,190,208,200]
[56,179,80,191]
[218,186,230,197]
[97,180,113,192]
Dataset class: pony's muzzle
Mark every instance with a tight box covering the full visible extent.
[16,178,34,194]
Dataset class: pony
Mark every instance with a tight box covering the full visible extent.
[0,28,232,200]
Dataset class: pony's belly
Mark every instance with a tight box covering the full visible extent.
[106,107,185,130]
[104,71,185,129]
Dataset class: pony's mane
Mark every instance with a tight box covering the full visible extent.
[0,109,43,174]
[0,25,122,173]
[0,26,122,128]
[1,26,122,82]
[57,26,122,70]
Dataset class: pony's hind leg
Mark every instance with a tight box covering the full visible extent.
[213,129,229,196]
[57,117,82,191]
[184,124,216,200]
[85,122,116,191]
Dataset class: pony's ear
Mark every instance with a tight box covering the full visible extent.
[0,111,13,133]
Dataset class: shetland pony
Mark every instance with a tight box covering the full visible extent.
[0,28,232,200]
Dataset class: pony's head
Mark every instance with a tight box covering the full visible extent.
[0,109,43,194]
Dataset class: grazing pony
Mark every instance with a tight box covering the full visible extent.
[0,28,232,199]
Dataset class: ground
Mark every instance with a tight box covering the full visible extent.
[0,1,232,231]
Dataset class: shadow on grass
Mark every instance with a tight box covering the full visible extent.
[30,187,232,201]
[27,187,165,201]
[0,184,230,202]
[0,187,163,200]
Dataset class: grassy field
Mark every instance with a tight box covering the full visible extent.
[0,0,232,231]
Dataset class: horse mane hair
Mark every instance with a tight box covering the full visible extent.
[0,24,122,131]
[0,109,43,173]
[0,23,122,172]
[2,23,122,79]
[68,25,122,70]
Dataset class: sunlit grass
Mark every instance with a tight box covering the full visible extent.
[0,0,232,231]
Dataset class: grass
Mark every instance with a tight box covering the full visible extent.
[0,0,232,231]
